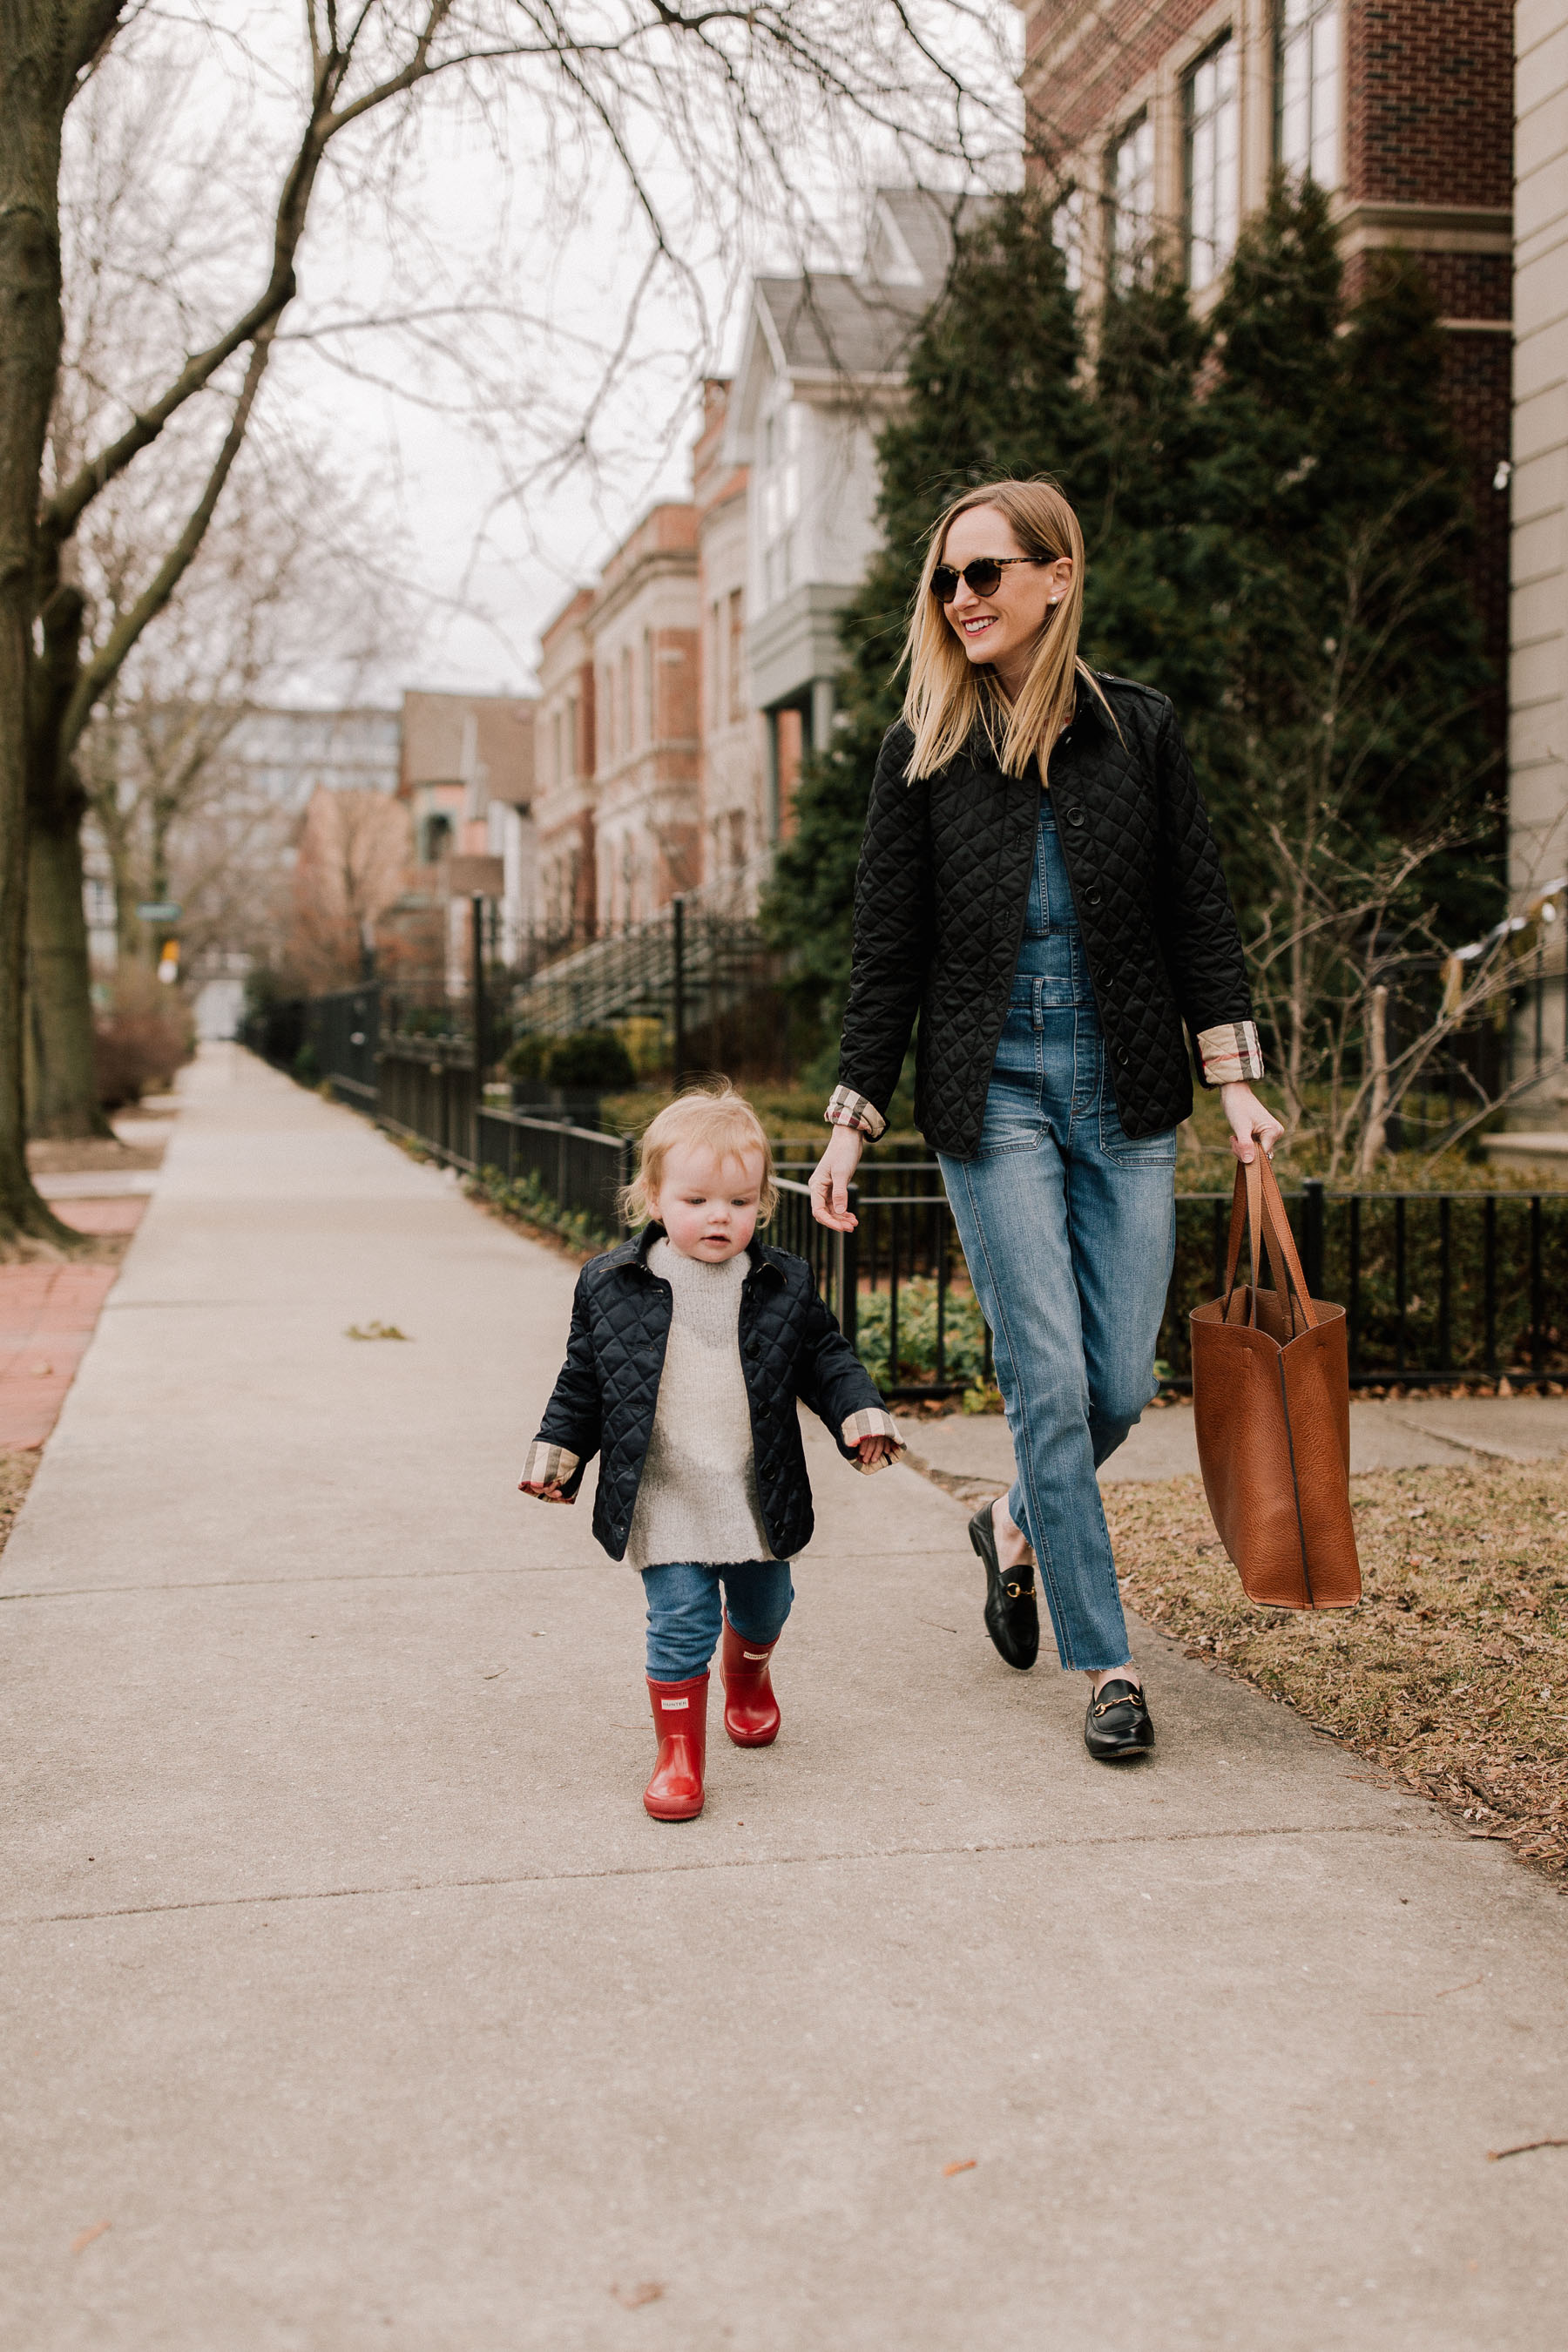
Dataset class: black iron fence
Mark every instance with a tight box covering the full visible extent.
[248,999,1567,1400]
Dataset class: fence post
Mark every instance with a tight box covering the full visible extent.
[471,893,486,1119]
[1301,1178,1325,1301]
[619,1134,637,1238]
[840,1190,858,1352]
[672,894,686,1092]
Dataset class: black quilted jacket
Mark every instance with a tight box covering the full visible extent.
[534,1227,883,1561]
[838,673,1255,1153]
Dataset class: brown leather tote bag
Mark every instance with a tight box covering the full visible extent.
[1190,1155,1361,1610]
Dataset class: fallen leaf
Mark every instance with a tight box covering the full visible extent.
[1486,2138,1568,2162]
[611,2281,665,2308]
[345,1321,409,1342]
[943,2159,977,2178]
[71,2220,112,2254]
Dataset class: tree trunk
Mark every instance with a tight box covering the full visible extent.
[0,23,86,1247]
[1357,983,1391,1177]
[26,787,110,1136]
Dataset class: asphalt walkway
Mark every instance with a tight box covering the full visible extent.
[3,1045,1565,2351]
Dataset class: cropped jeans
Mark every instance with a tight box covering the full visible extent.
[641,1560,794,1682]
[937,800,1177,1673]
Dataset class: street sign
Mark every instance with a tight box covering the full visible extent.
[137,901,182,923]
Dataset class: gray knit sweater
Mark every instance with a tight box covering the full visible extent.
[624,1240,776,1571]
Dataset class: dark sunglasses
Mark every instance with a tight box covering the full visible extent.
[929,556,1042,603]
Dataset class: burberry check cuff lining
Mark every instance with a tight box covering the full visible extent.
[841,1406,904,1472]
[522,1439,578,1490]
[825,1085,887,1139]
[523,1413,903,1494]
[1195,1018,1264,1087]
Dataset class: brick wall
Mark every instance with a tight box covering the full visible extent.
[1021,0,1513,732]
[1024,0,1215,156]
[1346,1,1514,207]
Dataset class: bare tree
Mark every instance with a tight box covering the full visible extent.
[0,1,1014,1249]
[1220,489,1504,1180]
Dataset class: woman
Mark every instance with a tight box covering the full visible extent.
[809,479,1282,1761]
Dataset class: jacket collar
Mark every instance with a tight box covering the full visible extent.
[961,666,1108,777]
[604,1223,784,1285]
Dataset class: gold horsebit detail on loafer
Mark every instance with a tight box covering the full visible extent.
[1004,1578,1032,1599]
[1092,1686,1146,1716]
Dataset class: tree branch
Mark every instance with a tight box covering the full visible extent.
[61,327,277,751]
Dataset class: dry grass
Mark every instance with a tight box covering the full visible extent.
[1105,1461,1568,1879]
[0,1450,40,1557]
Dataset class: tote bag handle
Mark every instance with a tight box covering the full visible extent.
[1220,1155,1320,1336]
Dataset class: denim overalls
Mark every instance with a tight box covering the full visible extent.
[936,794,1178,1672]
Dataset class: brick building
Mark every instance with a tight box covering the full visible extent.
[1021,1,1514,672]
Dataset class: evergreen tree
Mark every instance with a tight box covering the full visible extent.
[1193,179,1499,1120]
[762,178,1499,1100]
[762,192,1092,1045]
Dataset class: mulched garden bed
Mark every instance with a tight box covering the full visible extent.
[1105,1461,1568,1881]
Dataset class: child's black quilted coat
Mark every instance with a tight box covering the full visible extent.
[838,672,1255,1152]
[535,1228,883,1561]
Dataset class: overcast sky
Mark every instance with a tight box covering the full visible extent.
[65,3,1021,709]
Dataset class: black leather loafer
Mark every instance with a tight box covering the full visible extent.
[969,1504,1039,1671]
[1085,1677,1154,1761]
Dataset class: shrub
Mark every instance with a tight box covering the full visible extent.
[545,1028,636,1090]
[853,1278,989,1392]
[94,966,196,1108]
[507,1030,550,1081]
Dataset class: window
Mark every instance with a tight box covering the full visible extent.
[552,709,564,787]
[1109,115,1154,287]
[643,628,654,744]
[1186,37,1239,293]
[760,393,801,609]
[1051,188,1085,294]
[564,693,578,781]
[1279,0,1340,188]
[727,589,745,721]
[619,646,632,758]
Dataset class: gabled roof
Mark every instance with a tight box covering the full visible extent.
[752,272,931,378]
[726,186,992,456]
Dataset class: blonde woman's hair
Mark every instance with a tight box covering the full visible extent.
[620,1085,777,1228]
[902,478,1117,781]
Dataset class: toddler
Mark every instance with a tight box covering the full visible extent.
[521,1086,901,1820]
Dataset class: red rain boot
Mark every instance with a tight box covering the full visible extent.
[720,1614,781,1748]
[644,1673,708,1821]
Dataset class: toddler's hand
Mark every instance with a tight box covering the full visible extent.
[855,1434,896,1470]
[519,1479,574,1504]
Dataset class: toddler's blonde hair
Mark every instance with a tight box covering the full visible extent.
[620,1085,777,1228]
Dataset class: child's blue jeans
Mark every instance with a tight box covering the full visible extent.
[641,1560,794,1681]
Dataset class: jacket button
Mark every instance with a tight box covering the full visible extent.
[1087,888,1103,907]
[1066,808,1085,827]
[1116,1047,1129,1065]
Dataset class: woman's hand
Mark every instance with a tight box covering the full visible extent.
[1220,1082,1285,1166]
[518,1479,575,1505]
[855,1433,896,1470]
[809,1124,866,1231]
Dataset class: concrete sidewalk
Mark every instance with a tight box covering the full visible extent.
[896,1390,1568,1497]
[3,1045,1565,2351]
